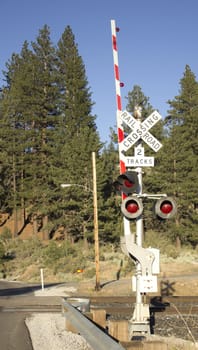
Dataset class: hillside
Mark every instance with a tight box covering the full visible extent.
[0,231,198,297]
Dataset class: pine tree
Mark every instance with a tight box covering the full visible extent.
[0,88,13,216]
[0,50,30,236]
[99,131,122,243]
[126,85,153,116]
[1,26,60,238]
[56,26,102,243]
[29,25,61,239]
[164,65,198,245]
[0,24,103,242]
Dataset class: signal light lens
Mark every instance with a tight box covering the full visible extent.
[121,196,143,220]
[160,201,173,214]
[155,197,177,219]
[113,171,139,195]
[124,179,134,188]
[126,200,139,213]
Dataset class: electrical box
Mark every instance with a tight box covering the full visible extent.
[132,275,158,293]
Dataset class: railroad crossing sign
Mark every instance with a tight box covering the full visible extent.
[120,110,163,152]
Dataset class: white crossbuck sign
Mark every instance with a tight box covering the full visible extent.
[120,110,163,152]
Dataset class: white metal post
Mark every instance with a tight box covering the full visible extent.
[135,166,143,316]
[130,107,150,337]
[40,268,44,291]
[134,108,144,320]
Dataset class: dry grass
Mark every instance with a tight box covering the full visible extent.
[1,233,198,297]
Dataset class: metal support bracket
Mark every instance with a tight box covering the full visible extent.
[121,235,155,275]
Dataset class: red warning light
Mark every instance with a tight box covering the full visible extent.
[126,200,139,214]
[160,201,173,214]
[120,82,124,87]
[121,197,143,220]
[124,179,134,188]
[155,197,177,219]
[113,171,139,195]
[116,27,120,32]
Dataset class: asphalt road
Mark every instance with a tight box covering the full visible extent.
[0,311,33,350]
[0,281,34,350]
[0,281,61,350]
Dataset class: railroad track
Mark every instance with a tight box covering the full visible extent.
[89,295,198,316]
[1,295,198,315]
[0,304,61,313]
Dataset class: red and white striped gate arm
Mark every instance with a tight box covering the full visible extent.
[111,20,131,236]
[111,19,126,176]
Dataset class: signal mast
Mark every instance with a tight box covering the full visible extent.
[111,20,177,338]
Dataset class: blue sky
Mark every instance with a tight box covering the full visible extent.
[1,0,198,143]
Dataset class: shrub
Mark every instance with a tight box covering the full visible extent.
[86,250,95,261]
[122,258,135,276]
[0,227,12,242]
[60,241,77,257]
[43,241,62,267]
[143,230,183,259]
[83,267,95,279]
[0,241,5,260]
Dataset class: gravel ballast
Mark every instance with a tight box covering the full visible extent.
[25,313,93,350]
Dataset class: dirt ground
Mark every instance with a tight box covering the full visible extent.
[76,260,198,297]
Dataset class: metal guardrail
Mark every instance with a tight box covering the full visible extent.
[62,298,125,350]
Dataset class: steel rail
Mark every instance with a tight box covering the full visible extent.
[1,306,61,313]
[62,300,125,350]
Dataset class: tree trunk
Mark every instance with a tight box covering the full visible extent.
[176,235,181,250]
[42,215,49,240]
[33,214,38,235]
[83,222,88,250]
[13,209,18,238]
[12,153,18,238]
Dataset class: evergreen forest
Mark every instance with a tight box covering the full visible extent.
[0,24,197,248]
